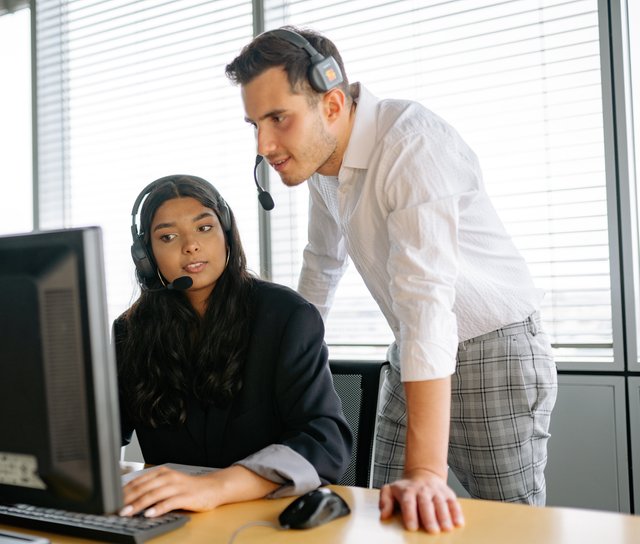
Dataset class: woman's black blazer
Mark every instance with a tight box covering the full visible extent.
[114,279,352,485]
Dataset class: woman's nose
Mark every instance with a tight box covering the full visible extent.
[182,235,199,253]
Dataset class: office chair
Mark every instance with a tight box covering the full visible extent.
[329,360,389,488]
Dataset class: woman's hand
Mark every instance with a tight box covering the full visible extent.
[379,468,465,533]
[119,466,220,517]
[119,465,279,518]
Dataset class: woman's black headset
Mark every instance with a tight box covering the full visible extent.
[130,175,231,280]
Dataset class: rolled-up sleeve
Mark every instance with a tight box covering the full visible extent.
[387,198,461,381]
[234,444,321,498]
[383,133,478,381]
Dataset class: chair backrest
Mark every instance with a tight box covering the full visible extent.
[329,360,389,488]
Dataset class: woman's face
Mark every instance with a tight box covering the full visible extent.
[150,196,227,312]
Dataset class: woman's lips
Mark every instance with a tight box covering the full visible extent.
[184,261,206,273]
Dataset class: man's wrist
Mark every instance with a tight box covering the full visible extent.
[403,466,447,481]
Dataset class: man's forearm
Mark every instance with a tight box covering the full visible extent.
[403,376,451,479]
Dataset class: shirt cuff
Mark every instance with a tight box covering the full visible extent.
[399,340,457,381]
[233,444,321,498]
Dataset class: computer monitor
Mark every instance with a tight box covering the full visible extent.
[0,226,123,514]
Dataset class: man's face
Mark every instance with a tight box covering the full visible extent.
[241,67,338,186]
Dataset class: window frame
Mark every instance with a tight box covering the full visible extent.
[22,0,640,371]
[599,0,639,372]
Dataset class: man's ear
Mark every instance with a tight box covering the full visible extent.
[322,88,347,121]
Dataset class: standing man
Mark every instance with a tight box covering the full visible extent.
[226,27,557,533]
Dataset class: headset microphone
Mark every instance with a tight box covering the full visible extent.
[166,276,193,290]
[254,155,275,211]
[145,275,193,293]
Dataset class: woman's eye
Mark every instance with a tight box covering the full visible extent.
[199,224,213,233]
[159,234,175,242]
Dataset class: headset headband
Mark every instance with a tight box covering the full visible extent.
[267,28,344,93]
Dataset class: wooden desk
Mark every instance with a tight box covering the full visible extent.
[2,486,639,543]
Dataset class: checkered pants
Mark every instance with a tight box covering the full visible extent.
[372,312,558,505]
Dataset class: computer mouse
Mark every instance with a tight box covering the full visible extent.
[278,488,351,530]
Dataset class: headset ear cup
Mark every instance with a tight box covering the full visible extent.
[308,67,326,93]
[218,200,232,232]
[269,28,343,93]
[131,238,156,279]
[309,56,343,93]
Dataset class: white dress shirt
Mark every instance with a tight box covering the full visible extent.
[298,83,543,382]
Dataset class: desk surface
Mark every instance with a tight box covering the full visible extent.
[2,486,639,544]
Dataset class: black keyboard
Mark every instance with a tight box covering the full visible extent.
[0,503,189,543]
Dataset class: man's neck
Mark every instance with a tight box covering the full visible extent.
[318,96,357,177]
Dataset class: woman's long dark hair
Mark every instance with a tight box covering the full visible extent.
[118,175,253,428]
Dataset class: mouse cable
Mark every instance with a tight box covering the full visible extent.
[226,520,284,544]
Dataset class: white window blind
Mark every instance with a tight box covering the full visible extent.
[264,0,611,364]
[34,0,258,322]
[0,7,32,235]
[33,0,614,365]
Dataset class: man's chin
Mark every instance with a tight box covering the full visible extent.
[278,173,308,187]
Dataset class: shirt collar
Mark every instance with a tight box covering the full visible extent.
[341,82,379,171]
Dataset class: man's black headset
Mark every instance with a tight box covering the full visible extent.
[252,28,345,210]
[269,28,344,93]
[130,175,231,286]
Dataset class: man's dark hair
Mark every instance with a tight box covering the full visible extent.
[225,26,350,101]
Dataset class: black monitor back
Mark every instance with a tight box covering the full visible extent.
[0,227,123,514]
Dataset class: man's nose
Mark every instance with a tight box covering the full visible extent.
[256,126,277,157]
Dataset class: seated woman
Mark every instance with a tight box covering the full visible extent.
[113,174,352,518]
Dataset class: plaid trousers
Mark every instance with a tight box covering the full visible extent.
[372,312,558,505]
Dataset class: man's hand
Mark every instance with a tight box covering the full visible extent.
[379,377,464,531]
[379,468,464,533]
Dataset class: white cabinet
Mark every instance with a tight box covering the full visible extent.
[629,378,640,509]
[545,375,630,513]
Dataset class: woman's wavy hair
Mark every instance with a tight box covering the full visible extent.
[118,175,254,428]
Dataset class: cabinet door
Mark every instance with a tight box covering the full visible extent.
[545,375,630,512]
[629,377,640,511]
